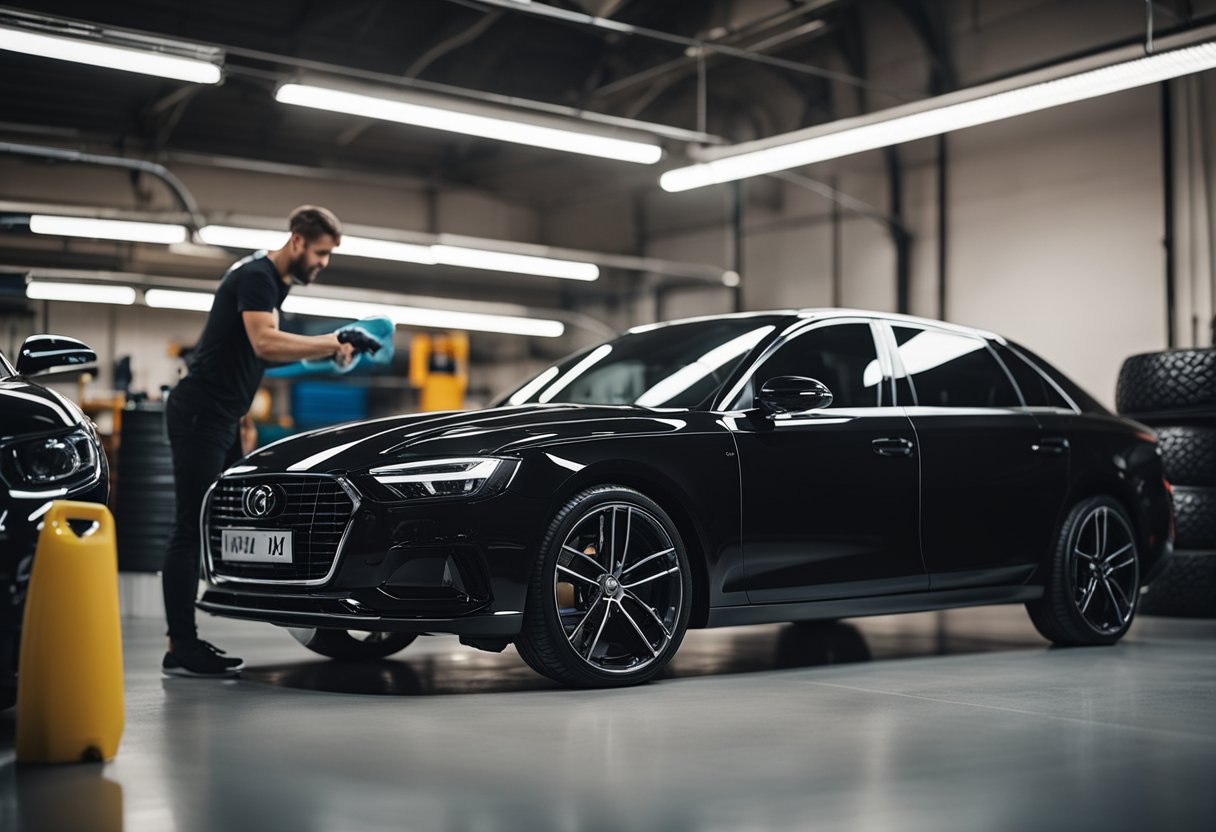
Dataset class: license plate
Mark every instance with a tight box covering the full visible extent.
[220,529,293,564]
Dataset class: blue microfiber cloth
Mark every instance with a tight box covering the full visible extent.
[266,316,395,378]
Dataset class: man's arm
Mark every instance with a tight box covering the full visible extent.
[242,310,355,364]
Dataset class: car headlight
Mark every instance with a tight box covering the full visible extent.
[369,457,518,501]
[4,429,99,487]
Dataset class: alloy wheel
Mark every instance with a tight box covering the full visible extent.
[552,502,684,675]
[1068,504,1139,634]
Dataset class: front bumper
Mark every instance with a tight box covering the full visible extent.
[199,474,551,638]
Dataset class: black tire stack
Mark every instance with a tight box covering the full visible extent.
[1116,348,1216,617]
[115,402,177,573]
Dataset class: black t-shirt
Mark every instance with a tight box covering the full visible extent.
[177,253,290,421]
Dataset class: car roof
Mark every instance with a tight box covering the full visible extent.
[627,308,1004,342]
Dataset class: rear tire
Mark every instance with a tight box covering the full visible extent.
[1026,496,1140,646]
[287,628,417,660]
[516,486,692,688]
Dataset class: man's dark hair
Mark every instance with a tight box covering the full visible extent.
[288,205,342,244]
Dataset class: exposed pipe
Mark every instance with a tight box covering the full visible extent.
[731,181,744,313]
[464,0,910,99]
[1187,75,1201,346]
[405,10,504,79]
[1201,73,1216,345]
[0,142,206,232]
[590,0,847,99]
[937,133,949,321]
[884,147,911,315]
[1163,81,1178,348]
[831,174,842,307]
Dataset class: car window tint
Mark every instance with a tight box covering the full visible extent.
[752,323,882,408]
[503,317,783,408]
[997,344,1072,409]
[993,343,1065,408]
[891,326,1020,408]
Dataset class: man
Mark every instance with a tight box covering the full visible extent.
[163,205,367,677]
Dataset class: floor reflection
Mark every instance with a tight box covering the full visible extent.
[0,760,123,832]
[237,615,1024,697]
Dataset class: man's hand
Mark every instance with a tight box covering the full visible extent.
[334,341,356,367]
[337,328,383,355]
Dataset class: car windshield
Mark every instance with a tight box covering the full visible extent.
[499,316,785,409]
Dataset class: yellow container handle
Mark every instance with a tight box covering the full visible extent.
[42,501,115,544]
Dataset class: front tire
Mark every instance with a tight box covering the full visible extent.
[287,628,417,660]
[1026,496,1140,645]
[516,486,692,688]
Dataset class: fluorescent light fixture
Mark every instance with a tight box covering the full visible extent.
[144,289,214,312]
[341,236,436,265]
[197,225,285,251]
[0,24,222,84]
[26,281,136,305]
[282,294,564,338]
[201,224,592,278]
[199,225,436,265]
[275,82,663,164]
[30,215,188,245]
[662,40,1216,191]
[141,283,562,337]
[431,245,598,281]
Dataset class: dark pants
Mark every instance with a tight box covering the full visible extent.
[162,386,241,642]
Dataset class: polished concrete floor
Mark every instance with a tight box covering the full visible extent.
[1,606,1214,832]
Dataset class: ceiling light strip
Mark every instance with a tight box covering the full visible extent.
[282,295,563,338]
[0,23,222,84]
[199,224,593,279]
[661,40,1216,191]
[29,215,189,244]
[26,281,137,305]
[275,83,662,165]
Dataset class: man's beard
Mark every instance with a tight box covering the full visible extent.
[288,255,320,286]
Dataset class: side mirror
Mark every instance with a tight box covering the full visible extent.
[16,334,97,377]
[757,376,834,416]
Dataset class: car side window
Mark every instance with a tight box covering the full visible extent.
[891,326,1021,408]
[995,344,1073,409]
[749,322,883,408]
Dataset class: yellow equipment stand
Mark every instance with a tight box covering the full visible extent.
[410,332,468,412]
[16,501,124,764]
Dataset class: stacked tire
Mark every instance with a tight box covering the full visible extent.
[1116,347,1216,617]
[115,402,177,573]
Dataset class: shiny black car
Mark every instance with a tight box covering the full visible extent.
[1,335,108,707]
[200,310,1173,687]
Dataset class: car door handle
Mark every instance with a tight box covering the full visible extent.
[872,437,915,457]
[1032,437,1070,455]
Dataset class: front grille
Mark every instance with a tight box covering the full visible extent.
[207,475,356,583]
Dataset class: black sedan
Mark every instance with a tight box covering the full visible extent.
[199,310,1172,687]
[1,335,108,707]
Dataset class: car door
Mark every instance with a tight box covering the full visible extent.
[885,323,1071,590]
[725,318,926,603]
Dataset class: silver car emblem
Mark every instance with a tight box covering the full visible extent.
[242,484,279,518]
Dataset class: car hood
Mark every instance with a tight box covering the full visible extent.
[0,377,89,441]
[237,404,709,475]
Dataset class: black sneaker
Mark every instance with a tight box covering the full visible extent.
[162,639,244,678]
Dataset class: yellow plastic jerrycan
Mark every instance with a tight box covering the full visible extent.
[16,501,125,764]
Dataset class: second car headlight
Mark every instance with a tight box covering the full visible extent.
[369,457,518,501]
[5,429,99,486]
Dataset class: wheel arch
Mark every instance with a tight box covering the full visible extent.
[546,460,713,629]
[1059,474,1161,584]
